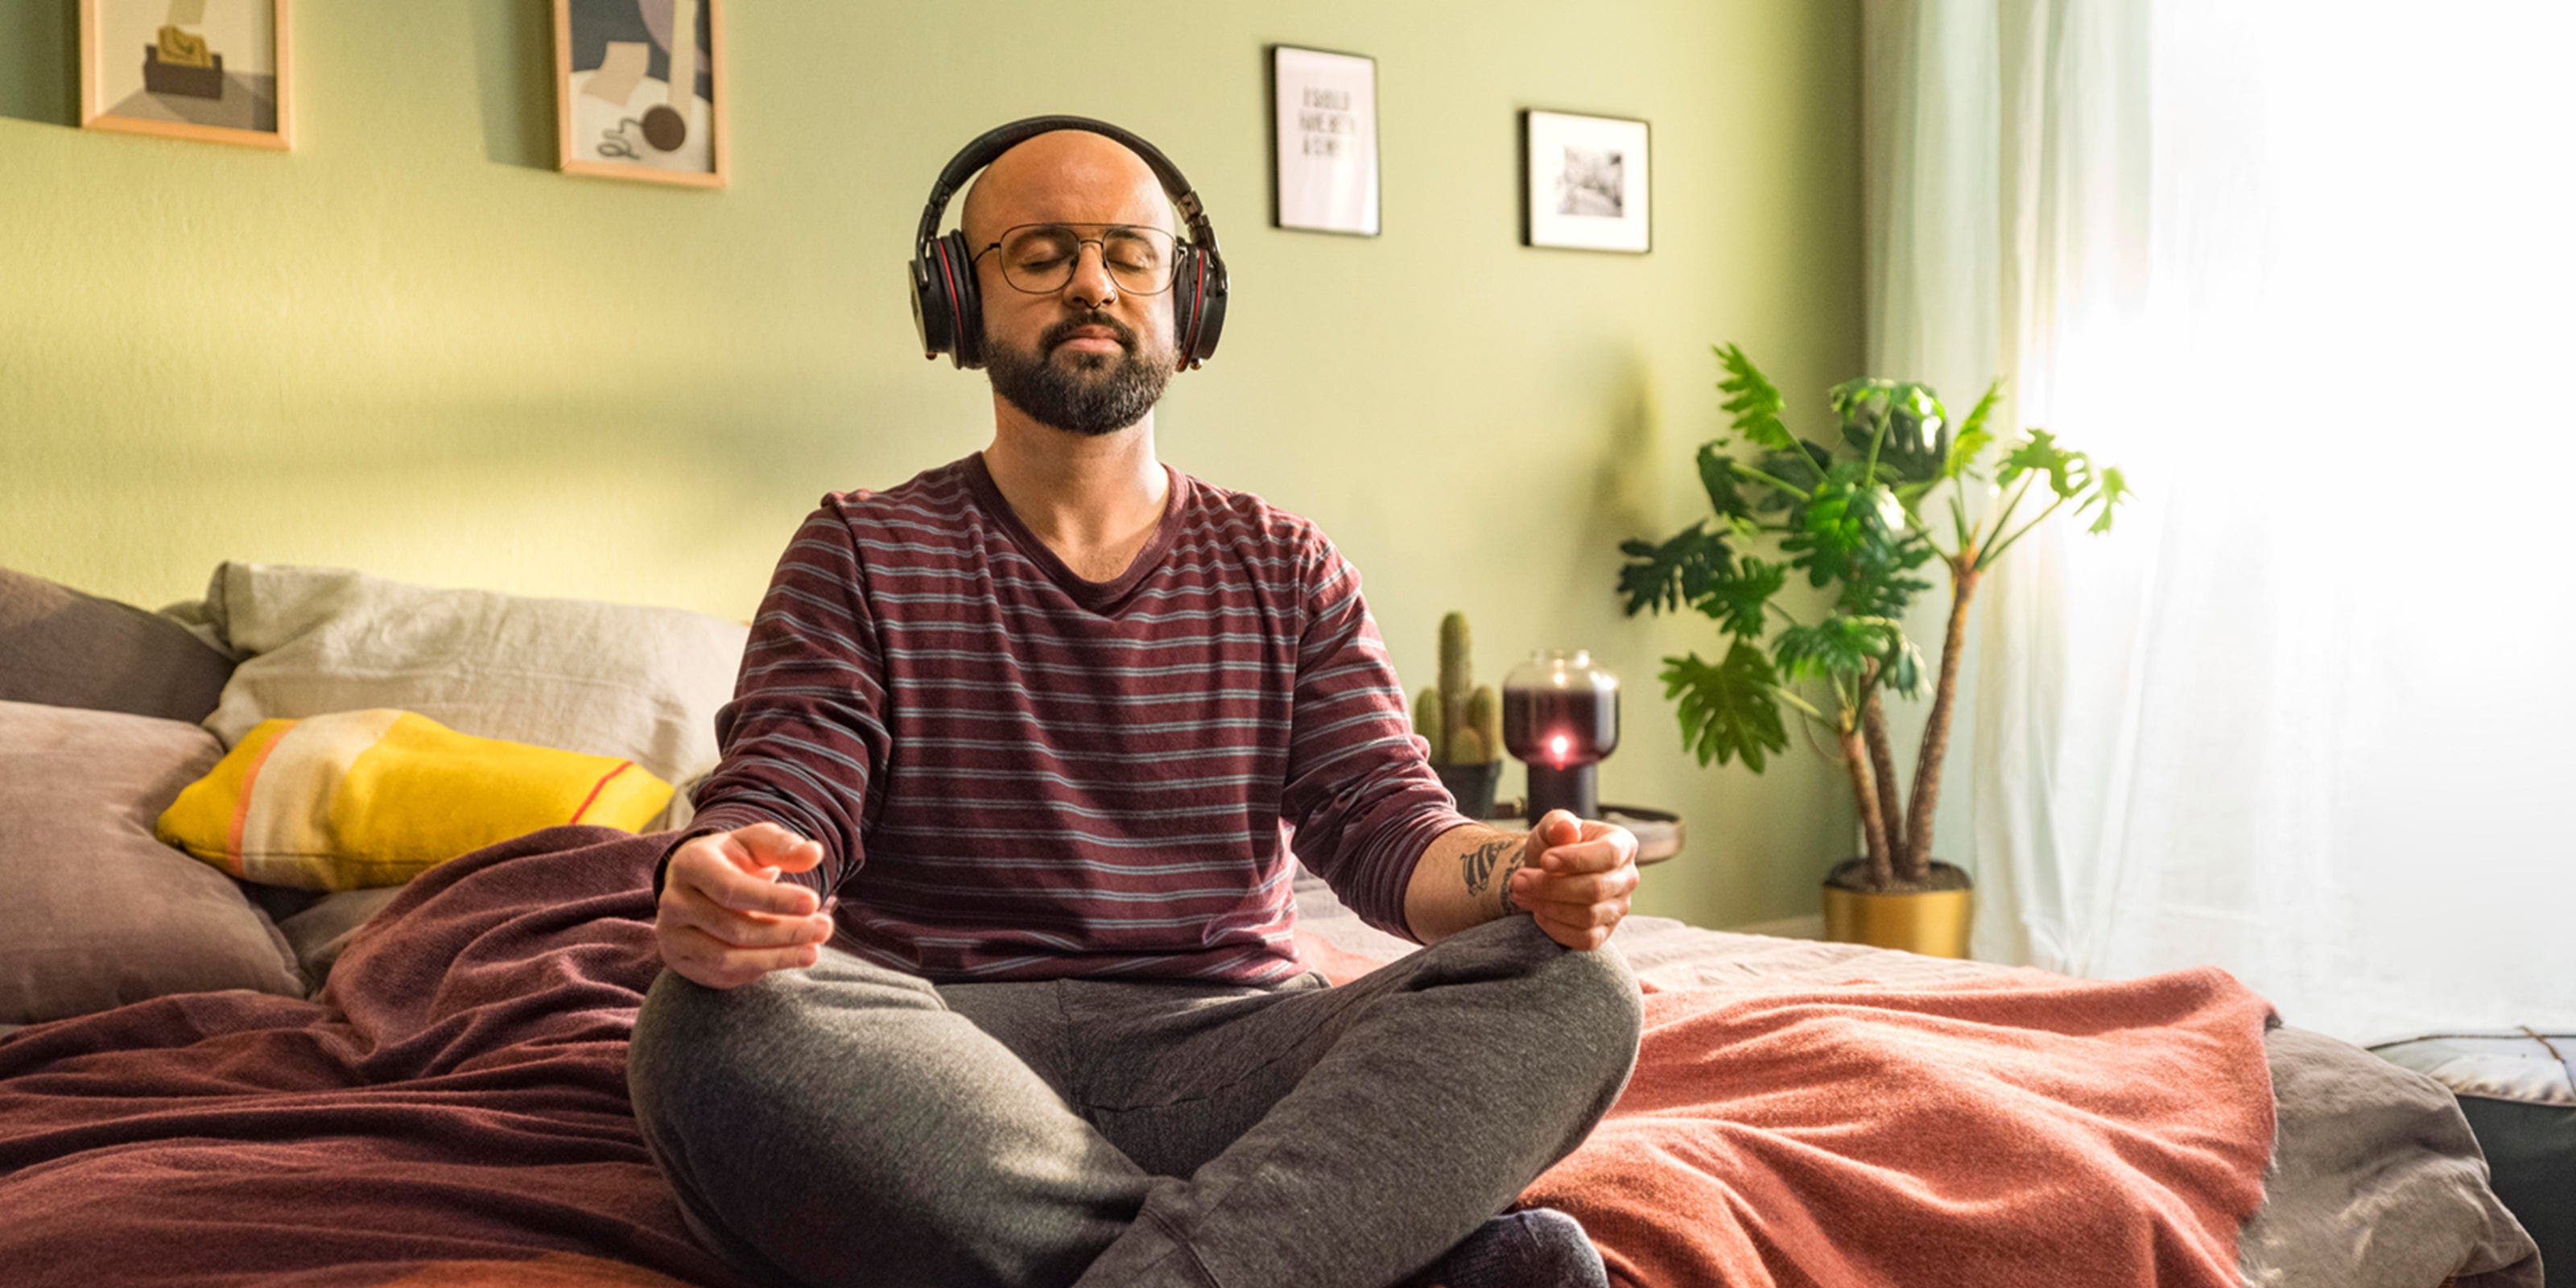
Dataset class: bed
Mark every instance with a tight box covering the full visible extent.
[0,560,2544,1287]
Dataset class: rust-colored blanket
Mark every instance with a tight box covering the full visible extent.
[1298,931,2280,1288]
[0,826,748,1288]
[0,825,2276,1288]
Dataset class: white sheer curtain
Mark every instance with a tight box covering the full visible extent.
[1863,0,2576,1044]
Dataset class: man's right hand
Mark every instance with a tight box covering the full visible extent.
[655,821,836,989]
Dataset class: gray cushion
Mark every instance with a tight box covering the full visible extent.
[0,568,235,723]
[2376,1032,2574,1283]
[275,887,407,990]
[0,700,307,1023]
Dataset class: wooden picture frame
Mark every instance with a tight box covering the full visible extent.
[1520,109,1652,254]
[79,0,294,151]
[553,0,729,189]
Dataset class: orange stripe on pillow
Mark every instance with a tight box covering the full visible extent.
[568,760,634,825]
[225,724,293,870]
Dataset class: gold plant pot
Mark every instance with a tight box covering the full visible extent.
[1820,860,1974,958]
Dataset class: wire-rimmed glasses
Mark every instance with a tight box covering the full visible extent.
[971,222,1182,296]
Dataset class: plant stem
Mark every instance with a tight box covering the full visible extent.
[1734,464,1813,500]
[1774,685,1831,724]
[1981,473,2037,555]
[1979,494,2070,571]
[1862,687,1907,874]
[1842,724,1894,889]
[1903,555,1982,877]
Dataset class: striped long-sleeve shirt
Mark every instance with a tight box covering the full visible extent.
[651,451,1476,985]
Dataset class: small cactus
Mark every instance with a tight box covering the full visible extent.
[1463,686,1500,761]
[1411,685,1448,760]
[1413,610,1501,765]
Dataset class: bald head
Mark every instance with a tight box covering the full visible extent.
[952,126,1190,436]
[958,130,1177,250]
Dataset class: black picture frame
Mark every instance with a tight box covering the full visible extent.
[1519,108,1653,254]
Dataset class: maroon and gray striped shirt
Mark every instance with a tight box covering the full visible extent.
[652,451,1473,985]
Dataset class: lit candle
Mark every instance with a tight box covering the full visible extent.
[1501,648,1621,821]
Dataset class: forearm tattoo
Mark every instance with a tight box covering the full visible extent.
[1459,836,1531,914]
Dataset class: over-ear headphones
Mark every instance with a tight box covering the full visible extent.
[909,114,1229,372]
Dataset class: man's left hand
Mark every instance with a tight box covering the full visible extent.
[1509,809,1639,951]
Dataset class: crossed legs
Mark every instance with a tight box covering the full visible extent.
[626,916,1642,1288]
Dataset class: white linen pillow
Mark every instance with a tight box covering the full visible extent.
[187,562,747,821]
[2374,1033,2576,1108]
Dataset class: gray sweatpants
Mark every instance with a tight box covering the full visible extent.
[625,914,1643,1288]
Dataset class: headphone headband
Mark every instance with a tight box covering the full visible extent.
[914,114,1222,264]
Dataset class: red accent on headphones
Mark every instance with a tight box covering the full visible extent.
[1181,249,1209,369]
[931,237,968,367]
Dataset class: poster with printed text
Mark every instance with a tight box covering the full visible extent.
[1270,46,1379,237]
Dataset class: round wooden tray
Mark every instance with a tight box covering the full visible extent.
[1480,800,1683,865]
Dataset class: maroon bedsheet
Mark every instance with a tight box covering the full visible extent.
[0,826,749,1288]
[2,824,2280,1288]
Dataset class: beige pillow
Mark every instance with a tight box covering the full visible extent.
[0,700,307,1023]
[187,562,749,806]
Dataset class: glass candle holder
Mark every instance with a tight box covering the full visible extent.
[1500,649,1620,821]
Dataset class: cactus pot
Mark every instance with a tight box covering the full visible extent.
[1432,760,1503,819]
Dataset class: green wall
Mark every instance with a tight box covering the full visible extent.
[1,1,1865,930]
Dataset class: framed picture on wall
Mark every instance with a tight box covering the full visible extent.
[554,0,728,188]
[1269,44,1379,236]
[1521,109,1651,254]
[78,0,293,151]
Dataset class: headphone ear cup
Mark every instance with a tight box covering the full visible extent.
[942,231,985,369]
[910,250,952,361]
[1169,246,1203,369]
[1186,252,1226,367]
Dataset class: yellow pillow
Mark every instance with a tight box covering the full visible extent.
[157,708,675,890]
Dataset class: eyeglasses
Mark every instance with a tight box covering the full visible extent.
[971,223,1183,296]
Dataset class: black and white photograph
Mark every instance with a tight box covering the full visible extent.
[1269,44,1379,236]
[1522,109,1650,253]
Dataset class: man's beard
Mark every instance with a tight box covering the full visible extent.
[984,311,1174,437]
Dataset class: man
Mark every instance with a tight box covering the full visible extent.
[625,122,1645,1288]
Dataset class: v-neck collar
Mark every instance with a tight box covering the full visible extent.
[962,451,1187,614]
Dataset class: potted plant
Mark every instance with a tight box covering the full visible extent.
[1412,610,1505,819]
[1615,344,2129,956]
